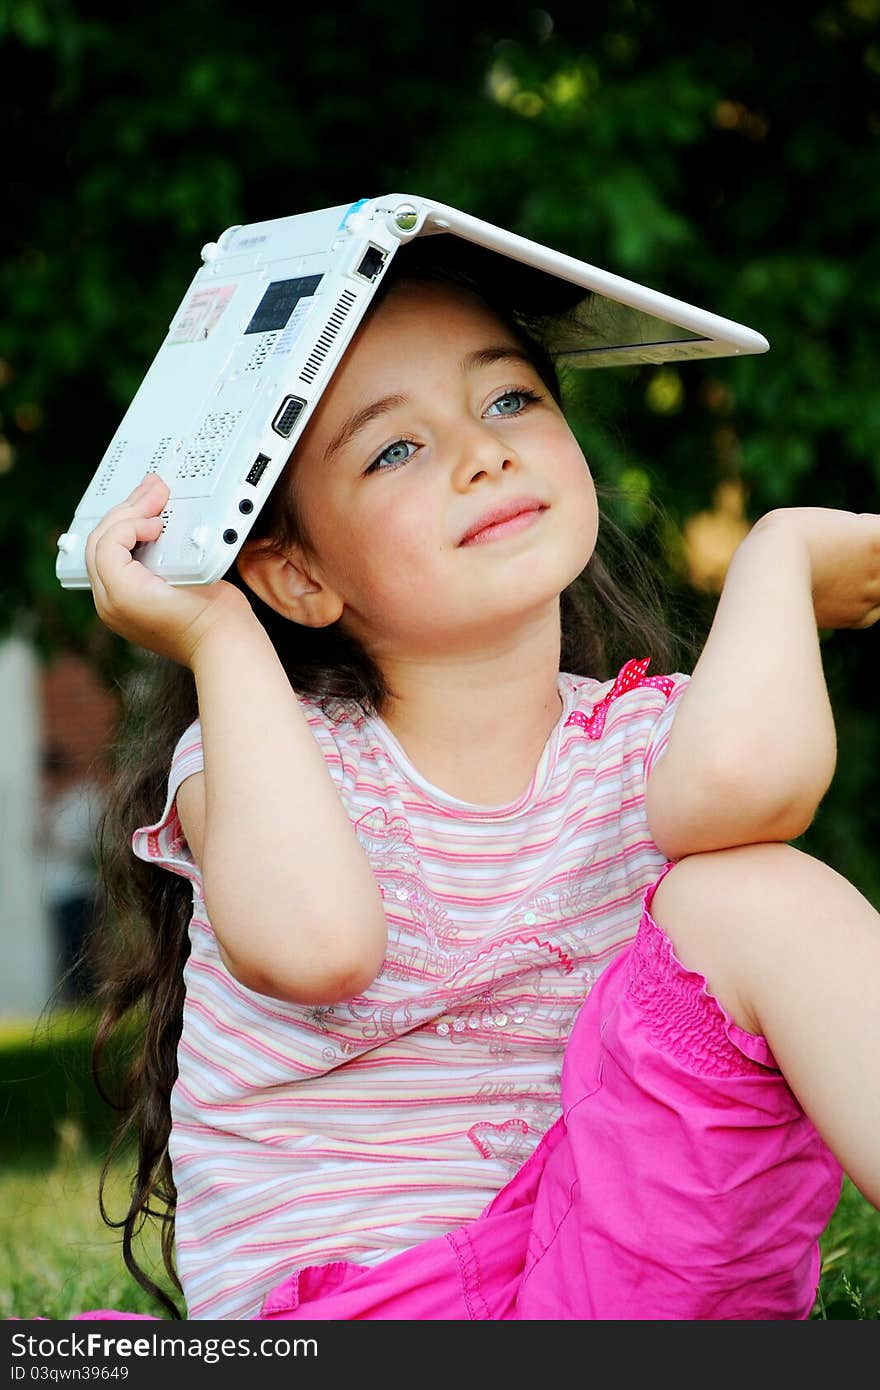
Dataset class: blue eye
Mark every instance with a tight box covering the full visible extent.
[486,389,534,416]
[364,386,541,474]
[368,439,418,473]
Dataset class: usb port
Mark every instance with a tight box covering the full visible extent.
[272,395,307,438]
[246,453,270,486]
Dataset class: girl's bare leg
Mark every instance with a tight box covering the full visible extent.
[650,842,880,1208]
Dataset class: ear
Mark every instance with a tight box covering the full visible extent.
[235,539,344,629]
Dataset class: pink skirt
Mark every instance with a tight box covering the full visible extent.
[67,861,844,1322]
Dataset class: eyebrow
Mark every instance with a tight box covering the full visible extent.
[322,345,537,466]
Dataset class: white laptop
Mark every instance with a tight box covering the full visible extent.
[55,193,769,589]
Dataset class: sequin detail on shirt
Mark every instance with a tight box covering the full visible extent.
[129,661,690,1319]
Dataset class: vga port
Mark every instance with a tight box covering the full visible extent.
[272,395,307,438]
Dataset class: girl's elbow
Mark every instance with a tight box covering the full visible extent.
[285,954,385,1006]
[224,955,372,1006]
[235,930,387,1006]
[327,958,383,1003]
[332,926,389,1001]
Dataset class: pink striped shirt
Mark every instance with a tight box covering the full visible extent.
[131,657,689,1319]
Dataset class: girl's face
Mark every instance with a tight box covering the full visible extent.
[243,278,599,663]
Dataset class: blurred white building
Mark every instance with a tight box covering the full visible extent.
[0,630,117,1019]
[0,631,54,1017]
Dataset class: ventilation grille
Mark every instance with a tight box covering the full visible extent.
[179,411,243,479]
[132,505,171,558]
[243,332,280,372]
[94,439,128,496]
[299,290,357,385]
[148,435,173,472]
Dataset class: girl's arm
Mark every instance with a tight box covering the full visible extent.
[82,473,387,1005]
[189,617,388,1005]
[645,518,837,860]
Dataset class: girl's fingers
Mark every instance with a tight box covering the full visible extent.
[85,474,167,594]
[94,510,165,591]
[90,473,165,541]
[89,512,166,616]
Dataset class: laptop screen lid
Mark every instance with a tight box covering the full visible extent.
[56,193,768,590]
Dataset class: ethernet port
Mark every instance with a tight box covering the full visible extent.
[356,245,387,282]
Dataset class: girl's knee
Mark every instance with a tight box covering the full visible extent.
[647,843,827,1034]
[653,842,807,910]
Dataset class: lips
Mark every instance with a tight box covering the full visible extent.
[459,498,547,545]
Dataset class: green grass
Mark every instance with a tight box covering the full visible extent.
[813,1178,880,1319]
[0,1140,180,1320]
[2,1008,878,1320]
[0,1008,180,1320]
[0,1136,877,1320]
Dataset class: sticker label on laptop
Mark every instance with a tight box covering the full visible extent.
[270,296,320,358]
[244,275,323,335]
[168,285,237,344]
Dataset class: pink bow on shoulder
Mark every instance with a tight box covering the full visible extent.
[565,657,676,741]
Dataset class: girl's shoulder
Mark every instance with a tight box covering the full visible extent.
[167,690,364,762]
[562,659,691,790]
[164,694,371,814]
[566,658,690,742]
[169,668,689,755]
[169,716,204,780]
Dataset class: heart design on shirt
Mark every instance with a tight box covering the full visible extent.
[467,1118,530,1160]
[354,804,414,856]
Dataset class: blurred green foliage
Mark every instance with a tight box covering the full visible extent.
[0,1007,136,1161]
[1,0,878,899]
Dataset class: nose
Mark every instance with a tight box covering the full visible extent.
[452,415,520,488]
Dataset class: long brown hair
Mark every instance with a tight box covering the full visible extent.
[83,233,703,1318]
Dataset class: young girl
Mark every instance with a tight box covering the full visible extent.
[74,235,879,1321]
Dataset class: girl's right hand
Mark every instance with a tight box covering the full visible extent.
[85,472,260,668]
[755,506,880,630]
